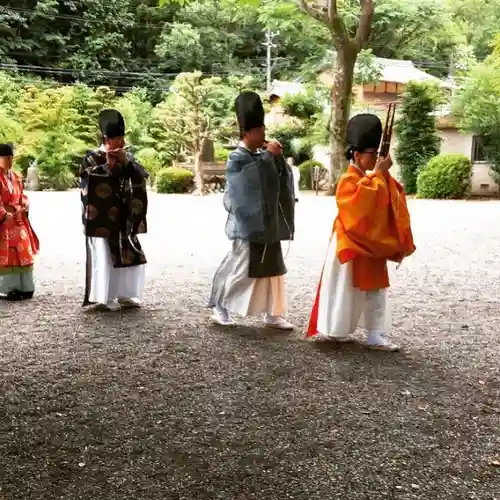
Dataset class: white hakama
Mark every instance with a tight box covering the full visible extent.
[307,234,391,339]
[209,240,286,317]
[87,237,145,305]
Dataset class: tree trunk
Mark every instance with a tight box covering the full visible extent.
[327,42,357,195]
[193,146,206,195]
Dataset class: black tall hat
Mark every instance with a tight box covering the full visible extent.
[0,143,14,157]
[235,91,265,132]
[346,113,383,151]
[99,109,126,139]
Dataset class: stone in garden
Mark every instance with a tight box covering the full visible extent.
[201,139,214,162]
[25,164,40,191]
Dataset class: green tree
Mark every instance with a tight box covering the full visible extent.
[68,84,108,146]
[362,0,461,77]
[395,81,442,194]
[446,0,500,60]
[453,40,500,183]
[114,88,155,153]
[269,84,328,164]
[16,85,87,188]
[152,71,239,194]
[162,0,376,194]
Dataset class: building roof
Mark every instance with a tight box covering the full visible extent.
[374,57,443,85]
[318,53,450,88]
[267,57,450,103]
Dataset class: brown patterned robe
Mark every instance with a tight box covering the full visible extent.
[80,149,149,304]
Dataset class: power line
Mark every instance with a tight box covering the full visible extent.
[1,74,171,92]
[0,65,278,88]
[2,6,166,30]
[6,52,269,64]
[0,63,235,79]
[0,63,179,79]
[0,61,298,79]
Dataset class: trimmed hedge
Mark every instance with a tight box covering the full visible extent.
[298,160,326,190]
[155,167,194,194]
[416,153,472,199]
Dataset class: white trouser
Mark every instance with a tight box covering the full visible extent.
[88,237,145,304]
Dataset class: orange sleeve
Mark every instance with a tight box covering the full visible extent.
[335,170,415,263]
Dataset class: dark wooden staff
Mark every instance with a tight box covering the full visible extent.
[379,102,397,158]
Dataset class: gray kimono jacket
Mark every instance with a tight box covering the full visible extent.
[223,145,295,278]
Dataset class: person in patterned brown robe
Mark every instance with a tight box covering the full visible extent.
[80,109,149,311]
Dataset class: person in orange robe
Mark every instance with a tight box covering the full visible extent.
[0,143,40,300]
[306,114,415,351]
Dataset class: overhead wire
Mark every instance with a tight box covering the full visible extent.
[2,6,166,29]
[1,6,477,85]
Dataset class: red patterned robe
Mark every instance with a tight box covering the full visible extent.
[0,169,39,277]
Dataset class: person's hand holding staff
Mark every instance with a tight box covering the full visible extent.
[266,140,283,157]
[376,102,396,174]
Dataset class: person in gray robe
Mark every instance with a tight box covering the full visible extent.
[208,91,296,329]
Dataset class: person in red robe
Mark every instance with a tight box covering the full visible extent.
[306,114,415,351]
[0,143,39,300]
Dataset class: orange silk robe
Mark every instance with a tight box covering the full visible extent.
[334,165,415,291]
[0,170,39,270]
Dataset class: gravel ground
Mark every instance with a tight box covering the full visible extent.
[1,191,500,500]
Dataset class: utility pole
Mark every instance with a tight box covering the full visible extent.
[264,29,277,91]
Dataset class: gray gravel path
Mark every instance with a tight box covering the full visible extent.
[1,192,500,500]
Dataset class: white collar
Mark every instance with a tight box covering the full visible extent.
[239,141,260,153]
[351,164,366,177]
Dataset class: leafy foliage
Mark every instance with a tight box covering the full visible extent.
[354,49,384,85]
[135,148,165,185]
[268,84,328,165]
[2,0,500,192]
[214,144,230,162]
[2,0,499,92]
[417,154,472,199]
[395,81,442,194]
[453,40,500,183]
[151,71,250,192]
[155,166,194,193]
[446,0,500,60]
[279,87,323,120]
[298,160,326,190]
[0,70,258,190]
[269,121,311,165]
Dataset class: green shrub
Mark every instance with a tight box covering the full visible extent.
[280,89,322,121]
[155,167,194,194]
[136,148,165,184]
[417,153,472,199]
[298,160,326,190]
[395,81,442,194]
[268,121,312,164]
[214,143,229,162]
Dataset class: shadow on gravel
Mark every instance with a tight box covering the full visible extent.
[1,303,500,499]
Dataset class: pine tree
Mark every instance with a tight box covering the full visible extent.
[16,85,87,188]
[152,72,238,194]
[395,81,442,194]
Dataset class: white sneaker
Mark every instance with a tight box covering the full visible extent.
[210,307,235,326]
[366,331,400,352]
[118,297,141,309]
[264,315,295,331]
